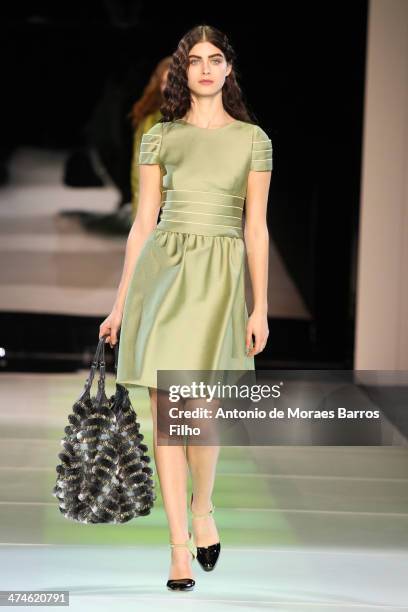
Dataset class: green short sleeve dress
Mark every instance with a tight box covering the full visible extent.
[116,118,273,389]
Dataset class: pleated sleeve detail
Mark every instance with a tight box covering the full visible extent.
[138,122,163,165]
[250,124,273,171]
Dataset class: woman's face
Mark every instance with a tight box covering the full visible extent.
[186,41,231,96]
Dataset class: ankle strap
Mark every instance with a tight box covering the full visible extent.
[170,532,197,559]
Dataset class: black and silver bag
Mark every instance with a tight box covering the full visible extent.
[52,334,156,523]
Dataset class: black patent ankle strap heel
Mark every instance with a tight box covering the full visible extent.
[190,492,221,572]
[166,532,196,591]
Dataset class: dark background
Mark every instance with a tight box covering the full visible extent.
[0,1,368,371]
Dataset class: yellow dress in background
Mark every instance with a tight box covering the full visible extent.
[116,118,273,390]
[130,109,163,220]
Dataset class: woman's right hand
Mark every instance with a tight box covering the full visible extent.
[99,308,123,348]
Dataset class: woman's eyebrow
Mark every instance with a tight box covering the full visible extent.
[188,53,224,59]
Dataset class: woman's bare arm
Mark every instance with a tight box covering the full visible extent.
[112,164,162,314]
[243,168,272,356]
[99,163,162,345]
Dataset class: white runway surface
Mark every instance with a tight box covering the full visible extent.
[0,544,407,610]
[0,374,408,610]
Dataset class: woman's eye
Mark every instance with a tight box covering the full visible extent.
[190,59,222,64]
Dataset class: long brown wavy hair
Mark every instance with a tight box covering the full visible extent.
[128,56,173,129]
[160,24,257,125]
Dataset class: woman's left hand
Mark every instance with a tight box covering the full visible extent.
[246,309,269,357]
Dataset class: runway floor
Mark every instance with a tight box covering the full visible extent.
[0,372,407,610]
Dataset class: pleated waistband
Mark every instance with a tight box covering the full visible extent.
[156,188,245,238]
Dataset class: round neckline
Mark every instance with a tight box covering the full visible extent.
[176,118,239,131]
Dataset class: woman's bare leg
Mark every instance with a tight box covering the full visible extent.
[185,396,220,547]
[148,387,193,580]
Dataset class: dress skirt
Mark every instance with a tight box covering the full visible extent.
[115,228,255,390]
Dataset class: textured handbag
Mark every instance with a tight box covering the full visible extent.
[52,334,156,523]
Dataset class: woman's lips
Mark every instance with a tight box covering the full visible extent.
[199,80,213,84]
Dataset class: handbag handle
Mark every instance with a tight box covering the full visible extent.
[95,338,107,404]
[77,335,108,402]
[77,331,121,402]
